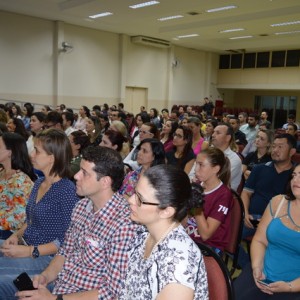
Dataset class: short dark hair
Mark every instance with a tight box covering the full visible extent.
[136,112,150,124]
[70,130,91,153]
[32,112,46,123]
[274,133,297,149]
[143,165,203,221]
[137,138,166,167]
[46,111,63,126]
[248,113,259,121]
[35,129,72,178]
[1,132,36,181]
[62,111,75,125]
[82,146,124,192]
[104,129,127,152]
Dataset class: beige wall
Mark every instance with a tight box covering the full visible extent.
[0,11,219,113]
[1,10,300,115]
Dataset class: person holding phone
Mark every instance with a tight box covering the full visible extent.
[234,164,300,299]
[0,129,79,298]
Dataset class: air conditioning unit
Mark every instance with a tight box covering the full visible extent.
[131,36,171,48]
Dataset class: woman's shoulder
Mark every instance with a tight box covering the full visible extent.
[270,194,288,217]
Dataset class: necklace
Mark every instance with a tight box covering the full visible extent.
[144,222,178,259]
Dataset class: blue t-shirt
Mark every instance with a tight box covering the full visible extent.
[244,162,293,215]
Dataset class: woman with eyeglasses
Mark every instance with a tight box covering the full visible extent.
[119,138,165,199]
[119,164,208,300]
[166,125,196,174]
[242,129,273,180]
[160,119,178,153]
[123,122,159,171]
[186,147,232,255]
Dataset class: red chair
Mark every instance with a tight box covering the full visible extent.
[197,242,235,300]
[223,190,245,276]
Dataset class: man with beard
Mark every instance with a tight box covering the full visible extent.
[240,113,259,143]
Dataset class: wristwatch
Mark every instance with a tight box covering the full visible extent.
[32,246,40,259]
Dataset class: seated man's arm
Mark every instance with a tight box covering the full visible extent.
[241,189,254,228]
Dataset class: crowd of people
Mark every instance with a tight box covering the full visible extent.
[0,99,299,299]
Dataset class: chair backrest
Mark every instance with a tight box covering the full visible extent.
[197,242,234,300]
[224,189,245,275]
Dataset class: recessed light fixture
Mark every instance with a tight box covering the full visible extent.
[271,20,300,27]
[206,5,237,13]
[219,28,245,33]
[275,30,300,35]
[177,34,199,39]
[129,1,159,9]
[89,12,113,19]
[229,35,253,40]
[158,15,184,21]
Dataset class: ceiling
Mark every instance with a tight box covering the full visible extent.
[1,0,300,53]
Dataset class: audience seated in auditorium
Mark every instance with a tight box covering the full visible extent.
[160,119,178,153]
[0,129,79,298]
[119,138,165,199]
[0,132,36,240]
[242,129,274,180]
[186,147,232,255]
[119,165,208,300]
[166,125,196,175]
[211,123,243,192]
[15,146,140,300]
[234,165,300,299]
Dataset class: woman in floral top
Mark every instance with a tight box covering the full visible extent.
[119,165,208,300]
[0,132,36,239]
[119,138,165,198]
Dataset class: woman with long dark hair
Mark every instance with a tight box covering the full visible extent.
[0,132,36,239]
[166,125,196,174]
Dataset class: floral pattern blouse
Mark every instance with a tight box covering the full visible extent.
[0,170,34,231]
[119,167,142,197]
[119,225,209,300]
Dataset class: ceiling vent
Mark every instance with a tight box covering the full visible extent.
[131,36,171,48]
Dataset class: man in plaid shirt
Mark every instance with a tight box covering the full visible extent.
[17,146,141,300]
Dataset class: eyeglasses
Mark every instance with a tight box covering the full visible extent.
[135,190,160,206]
[139,129,152,135]
[173,133,183,139]
[44,123,57,129]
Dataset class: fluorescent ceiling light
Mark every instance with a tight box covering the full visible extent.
[206,5,237,13]
[275,30,300,35]
[129,1,159,9]
[219,28,244,33]
[89,12,113,19]
[158,15,183,21]
[271,20,300,27]
[177,34,199,39]
[229,35,253,40]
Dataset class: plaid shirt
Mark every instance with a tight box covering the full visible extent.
[53,192,140,300]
